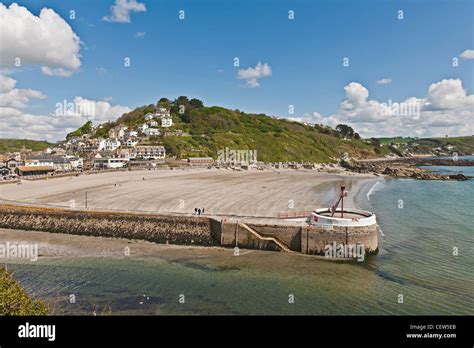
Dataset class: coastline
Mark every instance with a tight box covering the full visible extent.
[0,169,379,255]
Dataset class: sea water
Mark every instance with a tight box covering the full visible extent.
[3,163,473,315]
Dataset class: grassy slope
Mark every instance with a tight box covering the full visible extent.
[0,267,48,315]
[108,104,388,162]
[407,137,474,155]
[0,139,53,153]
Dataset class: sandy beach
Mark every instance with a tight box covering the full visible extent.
[0,168,377,218]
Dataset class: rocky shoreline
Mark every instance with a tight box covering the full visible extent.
[341,157,471,181]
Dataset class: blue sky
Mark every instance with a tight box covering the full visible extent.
[0,0,473,140]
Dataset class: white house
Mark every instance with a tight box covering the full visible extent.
[127,130,138,137]
[93,157,129,169]
[144,128,161,136]
[147,120,159,127]
[66,156,83,169]
[96,139,107,151]
[124,138,139,147]
[139,124,149,132]
[104,138,121,151]
[161,116,172,128]
[26,156,72,171]
[132,146,166,160]
[156,107,170,118]
[144,113,156,121]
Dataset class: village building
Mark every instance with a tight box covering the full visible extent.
[50,148,67,156]
[93,157,129,169]
[124,138,139,147]
[104,138,121,151]
[66,156,83,169]
[139,124,149,132]
[144,113,156,121]
[26,156,72,171]
[132,145,166,160]
[4,158,22,175]
[147,120,159,127]
[155,107,170,118]
[187,157,214,166]
[108,125,127,139]
[16,166,55,177]
[144,128,161,136]
[0,166,10,177]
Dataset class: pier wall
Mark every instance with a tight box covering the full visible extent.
[0,205,378,255]
[0,205,217,246]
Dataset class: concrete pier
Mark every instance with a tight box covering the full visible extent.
[0,204,378,256]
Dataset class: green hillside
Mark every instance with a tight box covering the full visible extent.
[0,139,53,153]
[378,136,474,155]
[66,120,93,140]
[82,96,389,162]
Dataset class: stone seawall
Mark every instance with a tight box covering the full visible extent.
[0,205,218,246]
[220,220,378,254]
[0,204,378,255]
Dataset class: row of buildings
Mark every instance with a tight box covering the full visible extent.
[0,143,167,178]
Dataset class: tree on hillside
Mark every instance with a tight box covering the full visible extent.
[157,98,170,110]
[189,98,204,109]
[336,124,360,139]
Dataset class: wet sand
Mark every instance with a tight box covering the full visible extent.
[0,168,375,217]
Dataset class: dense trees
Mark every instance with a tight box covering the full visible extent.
[157,98,170,109]
[336,124,360,139]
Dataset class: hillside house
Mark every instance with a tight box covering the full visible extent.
[156,107,170,118]
[124,138,139,147]
[108,125,127,139]
[144,113,156,121]
[104,138,121,151]
[144,128,161,136]
[147,120,159,127]
[132,145,166,160]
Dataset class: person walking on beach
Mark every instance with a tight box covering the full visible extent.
[202,208,205,214]
[198,208,201,215]
[194,208,198,215]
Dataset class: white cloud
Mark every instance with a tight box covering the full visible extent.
[134,31,146,38]
[0,75,47,109]
[237,62,272,88]
[103,0,146,23]
[0,75,130,141]
[0,3,81,77]
[41,67,74,77]
[459,49,474,60]
[426,78,474,110]
[376,78,392,85]
[66,96,131,122]
[290,78,474,138]
[0,75,17,93]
